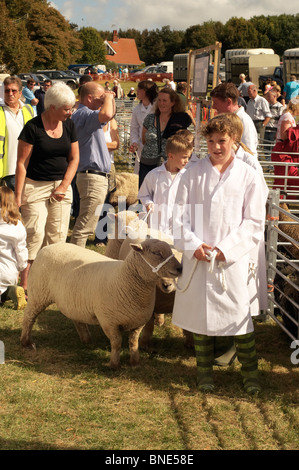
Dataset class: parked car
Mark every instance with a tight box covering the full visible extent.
[63,70,82,79]
[17,73,50,89]
[36,70,79,89]
[130,65,173,82]
[208,64,225,85]
[259,65,284,92]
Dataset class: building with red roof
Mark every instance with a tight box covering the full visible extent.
[105,30,144,69]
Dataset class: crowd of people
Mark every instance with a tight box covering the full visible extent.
[0,69,298,395]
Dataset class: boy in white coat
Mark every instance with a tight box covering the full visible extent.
[172,115,268,395]
[138,134,193,239]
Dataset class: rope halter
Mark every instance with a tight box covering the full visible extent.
[139,252,175,274]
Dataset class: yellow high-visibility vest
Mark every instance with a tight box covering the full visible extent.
[0,104,34,178]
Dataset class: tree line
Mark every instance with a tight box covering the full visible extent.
[1,0,298,73]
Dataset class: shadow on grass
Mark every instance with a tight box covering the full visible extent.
[1,307,298,400]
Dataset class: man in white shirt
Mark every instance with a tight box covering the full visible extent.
[238,74,253,103]
[264,88,284,142]
[210,82,258,157]
[246,84,272,141]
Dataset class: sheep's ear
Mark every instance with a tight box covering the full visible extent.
[130,243,144,253]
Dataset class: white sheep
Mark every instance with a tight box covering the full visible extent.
[104,210,142,259]
[278,202,299,259]
[115,222,194,349]
[108,172,139,208]
[20,239,182,368]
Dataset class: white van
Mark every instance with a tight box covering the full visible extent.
[158,61,173,74]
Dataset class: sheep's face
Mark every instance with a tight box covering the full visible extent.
[131,239,182,280]
[108,211,148,240]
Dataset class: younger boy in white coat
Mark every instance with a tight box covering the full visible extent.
[138,134,193,239]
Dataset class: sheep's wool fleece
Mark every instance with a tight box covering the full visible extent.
[172,155,268,337]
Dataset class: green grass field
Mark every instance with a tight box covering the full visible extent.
[0,84,298,450]
[0,242,298,450]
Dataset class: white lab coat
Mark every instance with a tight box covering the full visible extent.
[0,215,28,296]
[235,146,269,314]
[138,162,187,238]
[172,154,267,336]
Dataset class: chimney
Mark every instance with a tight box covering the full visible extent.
[112,30,118,43]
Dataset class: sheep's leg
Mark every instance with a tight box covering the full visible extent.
[101,325,122,368]
[129,326,144,366]
[139,315,155,350]
[21,302,48,348]
[73,321,92,344]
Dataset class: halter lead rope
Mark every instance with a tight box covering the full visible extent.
[175,249,227,293]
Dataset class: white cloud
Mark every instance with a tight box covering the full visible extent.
[110,0,299,31]
[51,0,299,31]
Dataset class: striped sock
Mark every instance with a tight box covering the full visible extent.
[234,332,261,395]
[194,334,215,392]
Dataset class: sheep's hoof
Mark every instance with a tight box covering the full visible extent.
[139,339,150,350]
[21,341,36,351]
[130,360,140,368]
[107,360,120,369]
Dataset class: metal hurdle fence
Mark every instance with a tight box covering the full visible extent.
[114,99,139,170]
[112,106,299,340]
[266,188,299,341]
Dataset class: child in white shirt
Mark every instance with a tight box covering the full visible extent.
[0,186,28,310]
[138,133,193,238]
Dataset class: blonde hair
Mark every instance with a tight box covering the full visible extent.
[221,113,254,155]
[0,186,21,225]
[166,133,194,155]
[175,129,195,145]
[200,114,237,139]
[284,97,299,116]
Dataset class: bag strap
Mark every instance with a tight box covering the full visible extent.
[156,115,162,154]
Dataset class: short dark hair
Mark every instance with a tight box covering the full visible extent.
[137,80,159,104]
[177,82,187,93]
[210,82,239,104]
[79,74,93,86]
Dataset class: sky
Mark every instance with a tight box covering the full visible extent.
[50,0,298,31]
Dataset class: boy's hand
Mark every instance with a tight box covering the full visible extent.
[146,203,154,213]
[213,247,226,262]
[194,243,213,261]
